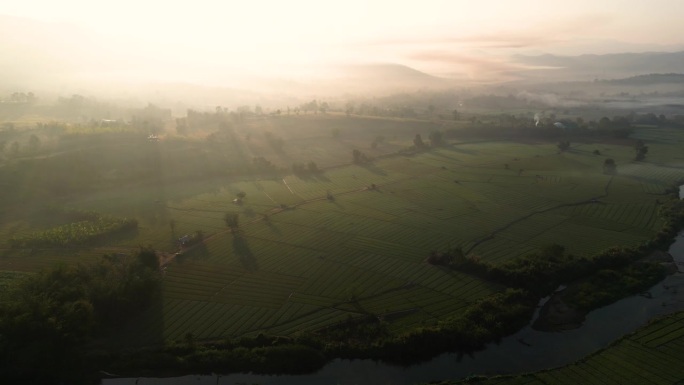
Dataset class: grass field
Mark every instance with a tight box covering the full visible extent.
[1,116,683,344]
[453,311,684,385]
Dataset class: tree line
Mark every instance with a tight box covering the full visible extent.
[0,249,161,384]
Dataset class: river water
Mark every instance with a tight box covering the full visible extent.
[103,189,684,385]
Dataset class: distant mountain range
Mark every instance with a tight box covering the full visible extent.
[598,73,684,85]
[513,51,684,81]
[2,13,683,101]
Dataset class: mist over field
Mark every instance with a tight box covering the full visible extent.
[2,0,684,110]
[3,2,684,384]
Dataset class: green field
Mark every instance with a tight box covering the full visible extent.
[452,311,684,385]
[1,115,683,345]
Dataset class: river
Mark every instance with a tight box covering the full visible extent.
[103,189,684,385]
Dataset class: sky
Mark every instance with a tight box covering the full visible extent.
[1,0,683,86]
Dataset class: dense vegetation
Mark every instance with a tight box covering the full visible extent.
[9,215,137,248]
[0,249,160,384]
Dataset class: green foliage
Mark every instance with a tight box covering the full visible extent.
[635,139,649,161]
[429,130,446,146]
[9,215,137,248]
[352,149,370,163]
[0,248,160,383]
[413,134,426,148]
[563,263,666,310]
[603,158,617,174]
[224,212,239,230]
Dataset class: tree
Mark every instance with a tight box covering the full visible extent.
[557,140,570,152]
[224,213,239,232]
[598,117,612,129]
[413,134,425,148]
[603,158,617,175]
[635,140,648,161]
[292,162,306,175]
[452,109,459,120]
[307,161,319,173]
[237,191,247,199]
[371,135,385,149]
[429,131,445,147]
[345,102,354,117]
[9,141,19,157]
[352,149,369,164]
[28,134,40,152]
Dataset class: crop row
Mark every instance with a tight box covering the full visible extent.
[621,163,684,184]
[527,223,647,256]
[631,313,684,348]
[297,261,405,301]
[495,212,569,243]
[267,308,353,335]
[344,252,500,302]
[471,236,540,263]
[346,252,493,295]
[344,236,424,262]
[161,299,280,341]
[163,263,305,308]
[560,202,659,231]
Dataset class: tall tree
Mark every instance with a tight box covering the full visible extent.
[635,140,649,161]
[413,134,425,148]
[603,158,618,175]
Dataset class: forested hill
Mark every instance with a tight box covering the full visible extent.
[599,73,684,85]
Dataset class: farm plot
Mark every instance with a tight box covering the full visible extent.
[18,127,683,345]
[526,222,650,257]
[557,197,663,231]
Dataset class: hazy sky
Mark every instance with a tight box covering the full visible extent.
[2,0,683,84]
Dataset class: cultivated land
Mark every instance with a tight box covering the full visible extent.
[1,115,684,347]
[450,311,684,385]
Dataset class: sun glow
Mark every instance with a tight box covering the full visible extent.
[1,0,683,86]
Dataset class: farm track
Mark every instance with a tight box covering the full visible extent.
[464,177,614,255]
[236,280,424,336]
[171,165,451,258]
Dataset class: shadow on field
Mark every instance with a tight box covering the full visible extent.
[330,200,345,210]
[176,243,209,263]
[445,146,478,156]
[243,207,257,218]
[112,290,166,348]
[294,172,331,182]
[266,221,282,235]
[312,173,331,182]
[102,226,140,246]
[233,235,258,271]
[361,163,387,176]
